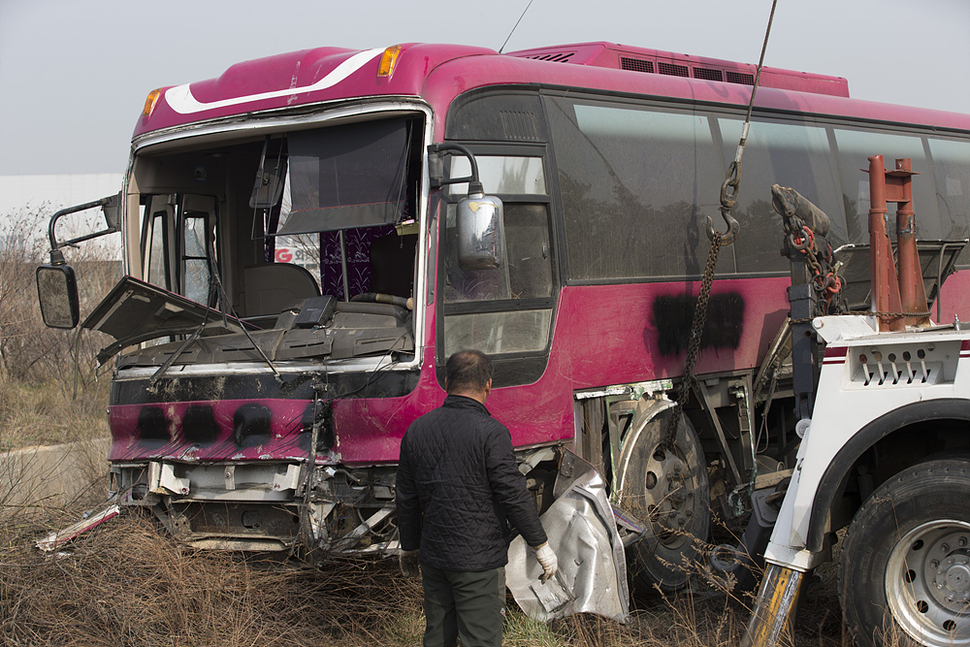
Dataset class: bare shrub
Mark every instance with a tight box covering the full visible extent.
[0,203,116,462]
[0,501,858,647]
[0,203,120,387]
[0,512,426,647]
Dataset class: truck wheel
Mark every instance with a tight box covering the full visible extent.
[618,404,709,592]
[840,458,970,647]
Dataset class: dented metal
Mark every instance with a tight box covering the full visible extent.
[507,450,634,623]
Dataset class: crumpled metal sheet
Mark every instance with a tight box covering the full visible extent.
[507,451,630,623]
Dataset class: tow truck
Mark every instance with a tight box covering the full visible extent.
[739,156,970,647]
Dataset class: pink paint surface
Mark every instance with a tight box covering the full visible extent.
[117,41,970,468]
[134,43,970,140]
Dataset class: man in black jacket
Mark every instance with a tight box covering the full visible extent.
[396,349,557,647]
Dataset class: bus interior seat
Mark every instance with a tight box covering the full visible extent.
[243,263,320,325]
[368,233,418,298]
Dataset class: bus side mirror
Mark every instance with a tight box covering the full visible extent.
[36,264,80,329]
[456,182,504,270]
[428,143,506,270]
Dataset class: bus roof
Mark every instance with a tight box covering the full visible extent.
[134,42,970,139]
[509,42,849,98]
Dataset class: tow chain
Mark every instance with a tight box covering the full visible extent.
[662,230,722,449]
[783,219,843,314]
[790,308,933,326]
[660,0,777,452]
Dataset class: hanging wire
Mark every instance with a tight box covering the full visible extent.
[665,0,780,466]
[708,0,779,246]
[498,0,536,54]
[728,0,779,186]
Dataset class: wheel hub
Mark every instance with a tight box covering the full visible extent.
[887,520,970,647]
[929,550,970,606]
[643,447,695,546]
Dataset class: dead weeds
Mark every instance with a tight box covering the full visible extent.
[0,504,850,647]
[0,511,424,647]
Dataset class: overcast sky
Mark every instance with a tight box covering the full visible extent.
[1,0,967,177]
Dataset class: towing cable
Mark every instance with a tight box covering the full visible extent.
[662,0,779,468]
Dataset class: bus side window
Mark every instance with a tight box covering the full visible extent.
[143,195,174,290]
[928,138,970,265]
[833,129,938,245]
[718,118,844,273]
[180,195,218,305]
[545,97,726,281]
[505,203,553,299]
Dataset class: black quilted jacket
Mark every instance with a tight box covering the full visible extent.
[396,395,548,571]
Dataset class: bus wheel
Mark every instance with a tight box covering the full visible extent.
[840,458,970,647]
[618,402,710,592]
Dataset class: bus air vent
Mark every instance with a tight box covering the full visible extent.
[693,67,723,82]
[500,110,540,141]
[658,62,689,77]
[620,57,654,74]
[525,51,575,63]
[506,43,849,97]
[725,70,755,86]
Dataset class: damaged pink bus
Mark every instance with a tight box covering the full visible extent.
[37,42,970,597]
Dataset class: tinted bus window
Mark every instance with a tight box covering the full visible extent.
[447,155,546,196]
[441,154,556,358]
[833,129,938,243]
[928,137,970,264]
[719,118,843,273]
[546,97,728,281]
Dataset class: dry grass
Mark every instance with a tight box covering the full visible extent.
[0,378,110,453]
[0,512,427,647]
[0,502,853,647]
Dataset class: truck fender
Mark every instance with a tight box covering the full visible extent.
[805,398,970,553]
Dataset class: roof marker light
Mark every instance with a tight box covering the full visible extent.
[142,88,163,119]
[378,46,402,78]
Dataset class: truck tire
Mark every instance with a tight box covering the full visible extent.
[839,458,970,647]
[618,404,710,592]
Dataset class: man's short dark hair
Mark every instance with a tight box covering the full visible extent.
[446,350,493,394]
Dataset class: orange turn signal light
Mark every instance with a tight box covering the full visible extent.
[142,88,163,118]
[378,46,402,78]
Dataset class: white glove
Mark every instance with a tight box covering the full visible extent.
[399,549,420,578]
[533,542,558,584]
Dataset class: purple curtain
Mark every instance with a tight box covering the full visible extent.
[318,225,395,300]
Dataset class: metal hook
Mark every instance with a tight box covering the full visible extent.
[707,208,740,246]
[708,161,741,246]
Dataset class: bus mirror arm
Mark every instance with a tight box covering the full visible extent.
[427,143,480,190]
[46,192,122,264]
[37,192,121,330]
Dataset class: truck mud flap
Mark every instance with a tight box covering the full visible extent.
[507,449,635,623]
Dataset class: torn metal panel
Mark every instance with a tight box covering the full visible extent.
[36,504,121,552]
[149,461,190,495]
[82,275,248,365]
[507,450,631,623]
[331,505,394,553]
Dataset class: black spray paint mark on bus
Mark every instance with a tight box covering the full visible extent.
[652,293,745,357]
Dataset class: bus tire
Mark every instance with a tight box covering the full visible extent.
[618,404,710,593]
[839,458,970,647]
